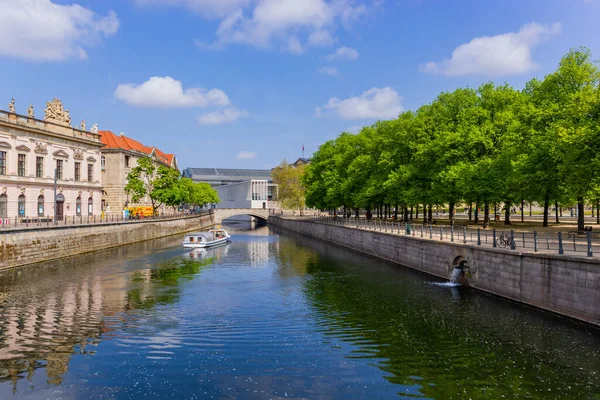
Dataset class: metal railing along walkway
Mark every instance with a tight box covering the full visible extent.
[295,215,597,258]
[0,210,212,231]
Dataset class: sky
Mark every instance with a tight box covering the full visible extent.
[1,0,599,170]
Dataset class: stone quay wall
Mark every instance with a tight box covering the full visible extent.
[0,214,215,270]
[270,217,600,326]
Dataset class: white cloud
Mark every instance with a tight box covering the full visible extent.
[236,151,257,160]
[132,0,251,18]
[308,30,336,47]
[324,46,359,61]
[317,87,403,120]
[173,0,370,53]
[197,108,249,125]
[0,0,119,61]
[284,37,304,54]
[420,22,561,77]
[319,66,341,78]
[115,76,230,108]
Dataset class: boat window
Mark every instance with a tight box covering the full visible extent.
[189,237,195,242]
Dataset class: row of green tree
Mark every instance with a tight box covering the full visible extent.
[303,48,600,230]
[125,157,220,214]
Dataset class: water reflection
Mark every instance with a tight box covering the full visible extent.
[0,226,599,399]
[273,227,600,399]
[0,236,211,390]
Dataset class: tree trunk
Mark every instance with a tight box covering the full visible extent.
[416,205,419,220]
[474,202,479,224]
[543,194,550,228]
[529,203,532,217]
[428,204,432,222]
[410,206,413,221]
[449,201,455,226]
[597,199,599,224]
[355,208,359,219]
[555,201,559,224]
[468,202,472,222]
[394,200,399,220]
[521,198,524,223]
[483,202,490,228]
[403,205,409,222]
[504,201,511,225]
[578,197,585,232]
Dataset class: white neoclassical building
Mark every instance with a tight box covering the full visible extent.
[0,98,103,223]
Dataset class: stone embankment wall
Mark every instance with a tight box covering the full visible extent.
[0,214,215,270]
[270,217,600,326]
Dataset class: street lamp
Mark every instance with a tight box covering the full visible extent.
[53,168,57,224]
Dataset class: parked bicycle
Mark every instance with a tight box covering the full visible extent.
[496,232,513,248]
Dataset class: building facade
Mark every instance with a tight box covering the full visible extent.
[0,98,103,222]
[182,168,277,210]
[215,180,276,209]
[99,130,177,215]
[182,167,273,187]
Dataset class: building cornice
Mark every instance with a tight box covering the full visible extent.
[0,111,103,148]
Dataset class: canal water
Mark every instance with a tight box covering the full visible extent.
[0,224,599,399]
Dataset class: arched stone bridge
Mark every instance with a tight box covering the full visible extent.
[212,208,270,224]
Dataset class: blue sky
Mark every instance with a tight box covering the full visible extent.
[1,0,599,170]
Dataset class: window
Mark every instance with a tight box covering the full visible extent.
[88,164,93,182]
[101,156,106,170]
[0,151,6,175]
[18,154,25,177]
[125,155,130,167]
[36,157,43,178]
[56,160,63,179]
[74,162,81,181]
[88,197,93,215]
[0,194,6,218]
[38,195,44,217]
[76,196,82,216]
[18,194,25,216]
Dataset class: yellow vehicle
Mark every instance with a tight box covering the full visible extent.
[126,206,155,218]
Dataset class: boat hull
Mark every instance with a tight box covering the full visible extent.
[182,236,230,248]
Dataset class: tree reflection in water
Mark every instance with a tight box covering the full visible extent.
[275,227,600,400]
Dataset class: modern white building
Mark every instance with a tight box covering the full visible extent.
[215,180,277,209]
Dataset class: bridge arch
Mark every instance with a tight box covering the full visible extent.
[213,209,269,224]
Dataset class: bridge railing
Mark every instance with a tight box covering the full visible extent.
[291,215,597,258]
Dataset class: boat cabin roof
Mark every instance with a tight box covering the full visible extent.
[186,232,214,240]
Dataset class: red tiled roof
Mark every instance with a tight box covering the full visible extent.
[99,130,176,168]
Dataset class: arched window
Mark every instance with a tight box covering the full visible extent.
[38,195,44,217]
[101,155,106,170]
[88,197,93,216]
[76,196,82,216]
[0,194,6,218]
[18,194,25,217]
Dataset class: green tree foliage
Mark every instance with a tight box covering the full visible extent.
[125,157,219,214]
[304,48,600,229]
[272,160,306,211]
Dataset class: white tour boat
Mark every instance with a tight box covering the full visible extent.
[183,229,230,248]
